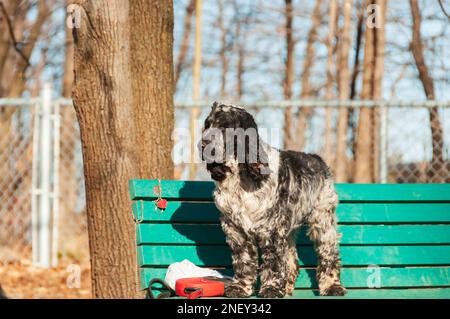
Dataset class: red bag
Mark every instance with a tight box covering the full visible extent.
[175,277,226,299]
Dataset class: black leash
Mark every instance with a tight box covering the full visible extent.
[147,278,174,299]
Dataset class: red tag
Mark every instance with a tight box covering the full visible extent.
[156,199,167,210]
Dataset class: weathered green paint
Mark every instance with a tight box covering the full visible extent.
[140,266,450,289]
[132,201,450,223]
[132,201,220,222]
[137,224,450,245]
[146,288,450,299]
[137,245,450,267]
[130,180,450,202]
[130,179,450,298]
[336,203,450,223]
[335,184,450,202]
[286,288,450,299]
[129,180,215,201]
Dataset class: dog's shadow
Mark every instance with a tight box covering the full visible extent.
[171,182,232,274]
[171,182,319,296]
[296,228,321,296]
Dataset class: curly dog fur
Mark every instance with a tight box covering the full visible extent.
[200,102,346,298]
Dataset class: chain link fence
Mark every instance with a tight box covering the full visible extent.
[176,101,450,183]
[0,101,35,265]
[56,100,89,266]
[0,97,87,267]
[0,97,449,266]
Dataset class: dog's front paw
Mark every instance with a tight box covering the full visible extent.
[258,286,285,298]
[224,284,252,298]
[320,284,347,296]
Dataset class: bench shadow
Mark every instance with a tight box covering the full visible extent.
[171,182,231,277]
[171,182,319,295]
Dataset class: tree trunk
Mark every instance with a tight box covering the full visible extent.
[72,0,174,298]
[218,0,229,98]
[293,0,323,151]
[354,0,386,183]
[354,1,374,183]
[6,1,48,97]
[349,3,365,101]
[231,0,248,101]
[334,0,352,182]
[348,3,365,162]
[0,0,20,83]
[409,0,445,182]
[174,0,195,89]
[371,0,387,183]
[189,0,202,180]
[283,0,295,150]
[59,3,79,261]
[63,2,74,99]
[236,45,245,99]
[323,0,337,166]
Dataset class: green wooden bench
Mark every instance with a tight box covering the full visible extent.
[129,180,450,299]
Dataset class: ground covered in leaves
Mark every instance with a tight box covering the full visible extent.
[0,262,91,299]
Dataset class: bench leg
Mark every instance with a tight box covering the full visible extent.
[221,217,258,298]
[307,204,346,296]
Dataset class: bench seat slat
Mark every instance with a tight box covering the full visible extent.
[132,201,450,223]
[146,288,450,299]
[138,245,450,267]
[130,180,450,202]
[139,266,450,289]
[137,224,450,245]
[287,288,450,299]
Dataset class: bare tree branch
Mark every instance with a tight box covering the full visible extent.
[438,0,450,19]
[0,1,30,67]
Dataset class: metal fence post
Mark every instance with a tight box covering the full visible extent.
[38,83,53,268]
[31,98,40,266]
[51,99,61,267]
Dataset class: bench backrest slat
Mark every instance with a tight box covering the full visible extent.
[136,224,450,245]
[129,180,450,201]
[132,201,450,223]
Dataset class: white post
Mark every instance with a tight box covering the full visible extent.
[38,83,52,268]
[31,99,41,266]
[51,100,61,267]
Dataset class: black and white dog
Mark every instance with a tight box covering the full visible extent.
[199,102,346,298]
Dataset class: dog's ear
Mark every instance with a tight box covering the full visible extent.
[243,162,268,182]
[240,136,271,183]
